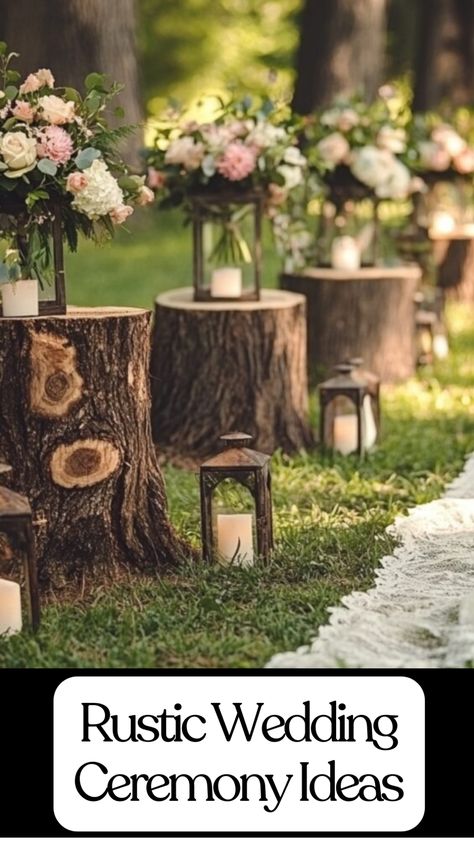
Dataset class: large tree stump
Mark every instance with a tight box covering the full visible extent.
[280,265,422,384]
[432,228,474,302]
[0,307,187,588]
[151,288,313,459]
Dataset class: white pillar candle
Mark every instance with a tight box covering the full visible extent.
[1,279,38,317]
[333,414,359,455]
[0,578,22,636]
[210,267,242,298]
[430,211,456,236]
[217,513,254,566]
[363,395,377,449]
[331,236,361,271]
[433,333,449,360]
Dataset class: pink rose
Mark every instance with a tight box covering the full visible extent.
[216,142,256,181]
[19,73,41,94]
[11,101,35,123]
[35,68,55,88]
[37,125,74,164]
[147,167,166,189]
[136,185,155,206]
[66,172,89,193]
[317,132,350,166]
[454,147,474,175]
[419,141,451,172]
[110,204,134,224]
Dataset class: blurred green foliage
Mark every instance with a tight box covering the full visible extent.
[137,0,302,116]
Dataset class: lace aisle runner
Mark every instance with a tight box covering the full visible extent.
[267,454,474,669]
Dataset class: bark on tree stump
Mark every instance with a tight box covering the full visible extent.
[0,307,187,588]
[151,288,313,460]
[280,265,422,384]
[431,228,474,302]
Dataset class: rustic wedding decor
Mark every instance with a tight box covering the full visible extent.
[200,432,273,565]
[0,47,152,317]
[318,363,379,457]
[151,288,313,459]
[280,263,421,384]
[0,461,39,633]
[0,307,187,586]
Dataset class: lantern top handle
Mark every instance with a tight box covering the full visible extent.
[334,363,354,375]
[220,432,254,449]
[347,357,363,368]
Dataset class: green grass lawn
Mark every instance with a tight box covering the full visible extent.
[0,217,473,668]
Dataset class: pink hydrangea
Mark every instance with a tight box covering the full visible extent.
[37,126,74,164]
[11,101,35,123]
[216,142,257,181]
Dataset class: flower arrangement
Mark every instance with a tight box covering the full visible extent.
[145,96,307,279]
[407,112,474,179]
[0,43,152,293]
[305,88,421,202]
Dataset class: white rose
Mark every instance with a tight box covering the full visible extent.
[432,124,466,157]
[246,122,287,149]
[71,159,124,219]
[277,164,303,190]
[283,146,306,166]
[38,94,75,125]
[317,132,350,166]
[351,146,395,189]
[375,158,412,199]
[165,136,204,170]
[377,125,407,154]
[0,130,37,177]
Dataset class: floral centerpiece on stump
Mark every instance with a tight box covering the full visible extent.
[0,43,152,316]
[145,96,307,300]
[304,88,423,267]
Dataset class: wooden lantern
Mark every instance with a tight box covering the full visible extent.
[0,199,66,316]
[319,363,379,457]
[200,432,273,564]
[0,462,40,632]
[191,191,263,302]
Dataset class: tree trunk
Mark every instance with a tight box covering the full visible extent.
[433,235,474,300]
[280,265,421,384]
[293,0,387,113]
[0,0,142,165]
[413,0,474,110]
[0,307,187,589]
[151,289,313,461]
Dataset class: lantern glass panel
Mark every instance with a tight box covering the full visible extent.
[317,198,380,267]
[193,194,261,301]
[212,478,256,567]
[323,394,359,455]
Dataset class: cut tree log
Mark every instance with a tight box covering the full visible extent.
[151,288,313,460]
[280,265,422,384]
[431,229,474,301]
[0,306,187,588]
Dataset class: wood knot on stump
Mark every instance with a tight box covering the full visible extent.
[50,439,121,488]
[30,332,84,417]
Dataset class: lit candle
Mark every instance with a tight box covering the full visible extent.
[217,513,254,566]
[333,414,358,455]
[210,267,242,298]
[331,236,361,271]
[0,578,22,636]
[363,395,377,449]
[430,211,456,236]
[433,333,449,360]
[1,279,39,318]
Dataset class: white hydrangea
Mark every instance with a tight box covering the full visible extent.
[277,163,304,189]
[246,121,288,149]
[374,157,412,199]
[351,146,396,189]
[71,159,124,219]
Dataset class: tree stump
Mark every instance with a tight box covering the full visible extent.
[151,288,313,460]
[431,228,474,302]
[280,265,422,384]
[0,307,187,588]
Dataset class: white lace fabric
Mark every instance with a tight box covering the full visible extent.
[267,454,474,669]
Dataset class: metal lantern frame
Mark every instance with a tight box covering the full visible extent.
[347,356,381,431]
[199,432,273,563]
[0,198,66,316]
[319,363,373,457]
[0,463,40,631]
[191,190,263,302]
[317,166,381,267]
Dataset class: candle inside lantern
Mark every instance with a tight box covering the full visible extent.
[0,578,22,636]
[430,211,456,236]
[1,279,39,318]
[363,395,377,449]
[331,236,361,272]
[433,333,449,360]
[210,267,242,298]
[333,414,358,455]
[217,513,254,566]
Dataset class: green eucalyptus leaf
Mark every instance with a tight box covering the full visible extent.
[6,70,20,83]
[4,85,18,100]
[0,42,6,56]
[63,87,81,103]
[75,147,102,170]
[85,72,106,92]
[37,158,58,176]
